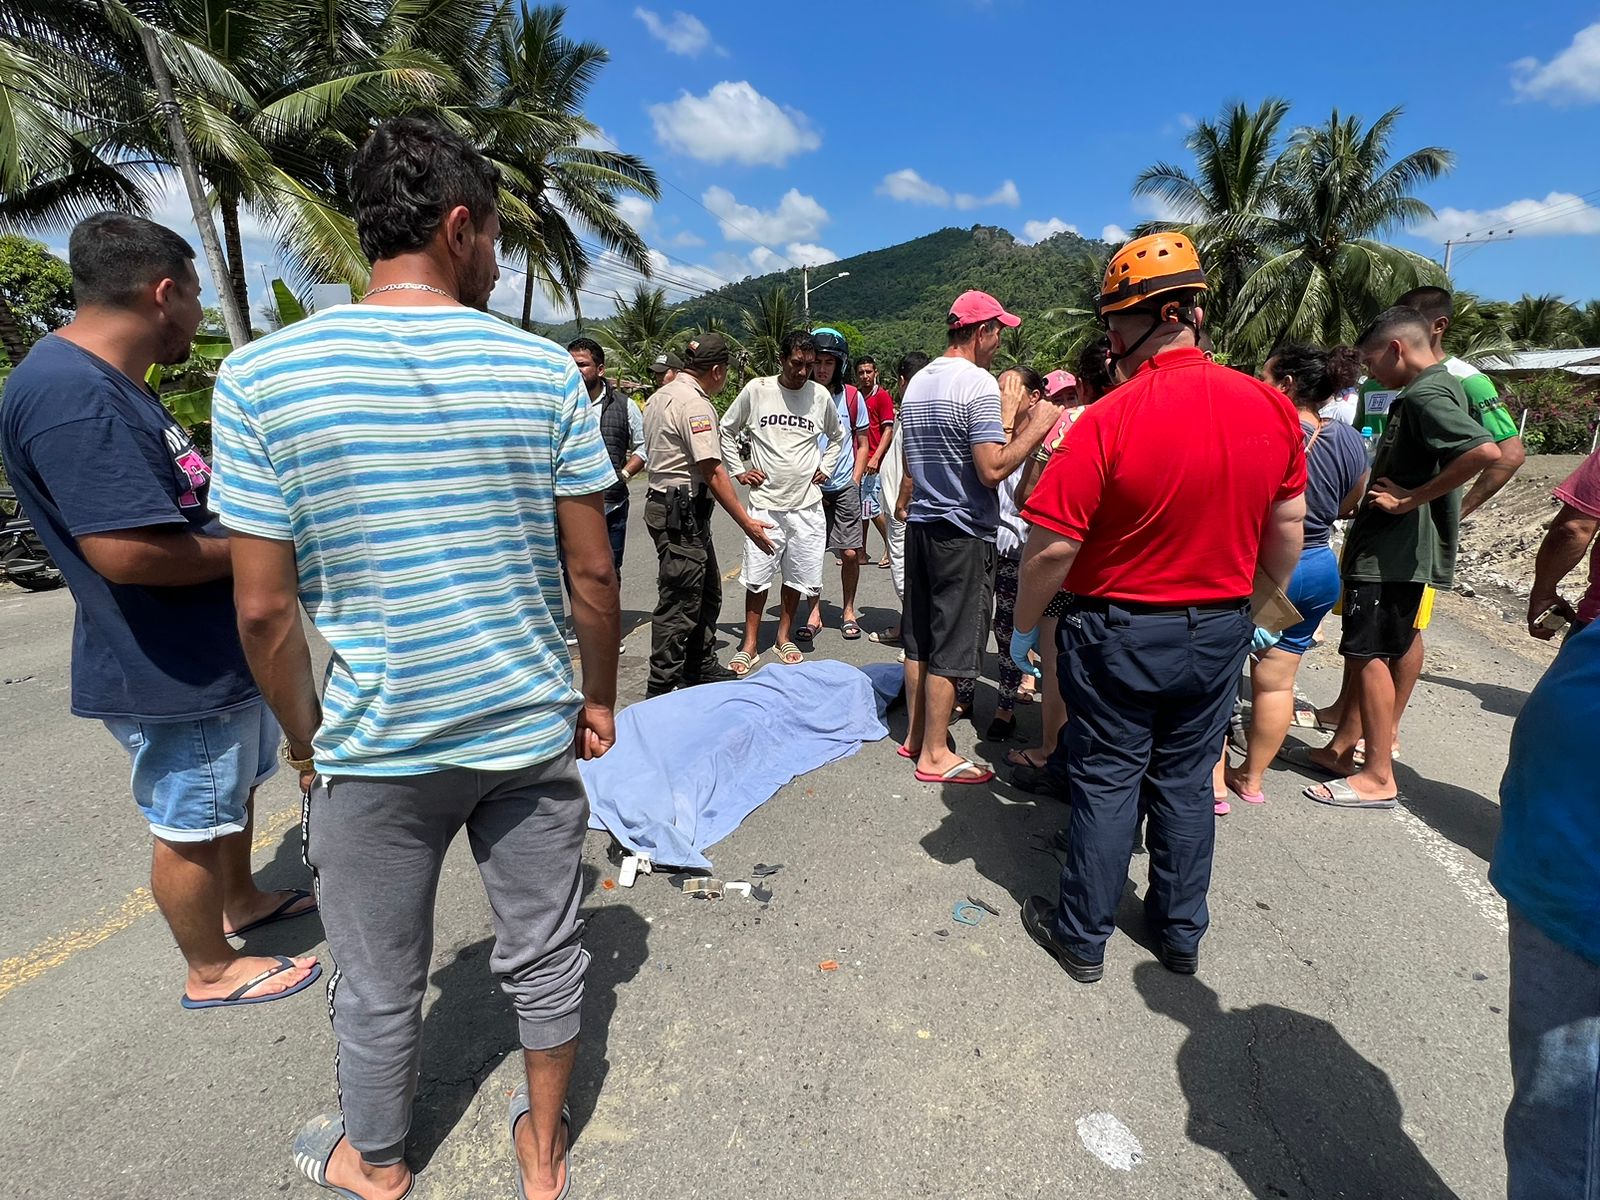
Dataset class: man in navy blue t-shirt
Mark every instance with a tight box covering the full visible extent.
[0,213,318,1010]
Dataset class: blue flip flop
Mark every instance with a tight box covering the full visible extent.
[292,1112,415,1199]
[508,1083,571,1200]
[224,888,317,939]
[180,955,322,1010]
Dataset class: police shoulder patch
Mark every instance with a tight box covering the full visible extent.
[689,415,714,434]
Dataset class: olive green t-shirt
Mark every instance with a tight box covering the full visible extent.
[1342,363,1492,588]
[1356,356,1516,441]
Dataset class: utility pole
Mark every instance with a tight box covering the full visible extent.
[802,265,850,326]
[137,23,251,348]
[1443,230,1516,277]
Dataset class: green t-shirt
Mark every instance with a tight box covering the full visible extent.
[1356,356,1516,441]
[1343,363,1492,587]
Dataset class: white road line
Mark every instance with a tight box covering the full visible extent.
[1392,805,1508,935]
[1076,1111,1144,1171]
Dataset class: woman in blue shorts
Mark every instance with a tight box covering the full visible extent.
[1225,344,1369,806]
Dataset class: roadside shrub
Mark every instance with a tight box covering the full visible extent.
[1498,371,1598,455]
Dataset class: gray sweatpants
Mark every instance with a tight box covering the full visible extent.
[303,753,590,1165]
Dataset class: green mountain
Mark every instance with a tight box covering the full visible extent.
[676,223,1108,364]
[528,223,1108,368]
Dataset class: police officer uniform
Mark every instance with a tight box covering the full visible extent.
[642,336,730,697]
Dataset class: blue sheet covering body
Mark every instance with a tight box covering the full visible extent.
[579,660,889,870]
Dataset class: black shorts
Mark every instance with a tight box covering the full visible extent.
[1339,582,1424,660]
[903,520,995,678]
[822,484,865,554]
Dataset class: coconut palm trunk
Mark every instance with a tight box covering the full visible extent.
[219,192,252,337]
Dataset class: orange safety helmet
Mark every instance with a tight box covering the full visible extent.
[1096,232,1209,317]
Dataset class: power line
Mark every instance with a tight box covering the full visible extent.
[1445,185,1600,242]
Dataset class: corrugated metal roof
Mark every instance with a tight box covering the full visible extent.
[1477,348,1600,371]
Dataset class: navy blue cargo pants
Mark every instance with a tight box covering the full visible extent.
[1053,598,1253,961]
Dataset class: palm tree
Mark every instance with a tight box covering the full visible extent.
[1443,292,1517,365]
[1502,293,1579,349]
[1132,99,1291,342]
[1034,246,1109,369]
[478,4,658,327]
[1572,300,1600,348]
[996,323,1035,372]
[593,284,683,385]
[0,5,155,232]
[739,285,798,378]
[1231,107,1453,356]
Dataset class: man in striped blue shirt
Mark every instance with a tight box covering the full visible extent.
[211,117,618,1200]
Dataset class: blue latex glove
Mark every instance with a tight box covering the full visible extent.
[1251,626,1282,654]
[1011,626,1042,678]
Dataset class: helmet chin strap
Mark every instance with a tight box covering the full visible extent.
[1108,300,1200,367]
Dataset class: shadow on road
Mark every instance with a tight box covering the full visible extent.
[236,814,324,958]
[919,779,1065,910]
[1134,962,1460,1199]
[405,864,651,1171]
[1419,672,1528,719]
[1395,765,1501,864]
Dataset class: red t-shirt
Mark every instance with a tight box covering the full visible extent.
[1022,347,1307,604]
[861,385,895,457]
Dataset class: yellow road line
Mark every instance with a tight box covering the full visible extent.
[0,802,303,1003]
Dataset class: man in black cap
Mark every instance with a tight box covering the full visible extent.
[648,349,681,386]
[641,333,774,697]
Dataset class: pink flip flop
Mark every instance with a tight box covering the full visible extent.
[915,760,995,785]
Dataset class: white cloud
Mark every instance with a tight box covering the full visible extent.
[648,82,820,166]
[1414,191,1600,242]
[668,230,706,248]
[955,180,1020,211]
[746,246,785,275]
[633,8,722,57]
[1019,217,1078,244]
[702,185,829,245]
[876,168,1019,210]
[1179,112,1198,130]
[785,242,839,265]
[1101,223,1130,243]
[1512,21,1600,104]
[1132,193,1194,223]
[615,196,654,233]
[876,168,950,206]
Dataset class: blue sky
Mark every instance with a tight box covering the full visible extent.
[117,0,1600,323]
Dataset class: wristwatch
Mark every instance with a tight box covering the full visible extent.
[281,740,315,771]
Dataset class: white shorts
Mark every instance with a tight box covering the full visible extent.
[741,504,825,597]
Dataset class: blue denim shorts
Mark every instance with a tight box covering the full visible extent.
[1276,544,1342,656]
[103,699,280,842]
[860,472,883,520]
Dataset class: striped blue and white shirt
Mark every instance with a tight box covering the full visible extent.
[210,305,617,777]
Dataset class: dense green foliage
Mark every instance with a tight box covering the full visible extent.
[0,234,71,364]
[0,0,656,328]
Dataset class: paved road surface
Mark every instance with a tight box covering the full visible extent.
[0,492,1546,1199]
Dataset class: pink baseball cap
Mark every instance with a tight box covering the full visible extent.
[948,290,1020,328]
[1044,369,1077,397]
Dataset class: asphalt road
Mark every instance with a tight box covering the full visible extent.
[0,492,1549,1199]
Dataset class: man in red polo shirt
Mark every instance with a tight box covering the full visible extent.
[1009,233,1307,983]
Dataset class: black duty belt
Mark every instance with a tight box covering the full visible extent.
[1069,594,1249,616]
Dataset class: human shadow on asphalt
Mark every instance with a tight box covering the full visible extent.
[403,864,650,1170]
[1393,765,1500,863]
[1134,962,1460,1199]
[1418,672,1528,719]
[234,817,324,958]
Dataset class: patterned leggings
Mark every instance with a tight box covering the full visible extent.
[956,554,1022,712]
